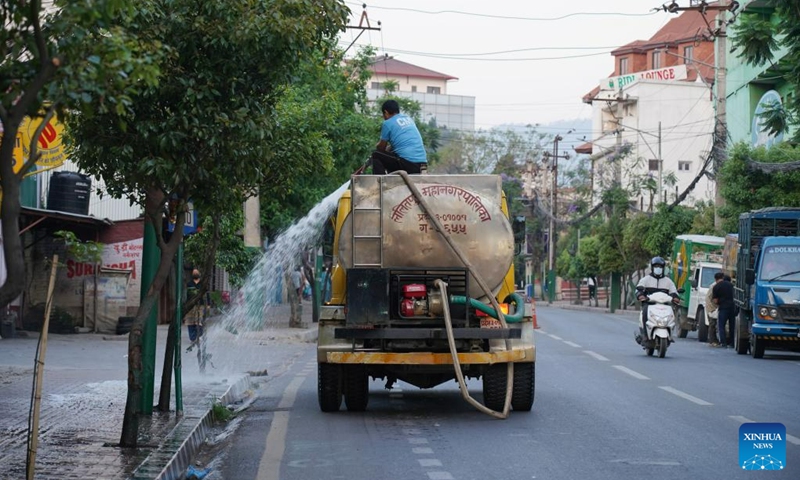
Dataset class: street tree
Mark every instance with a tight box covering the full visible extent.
[0,0,160,309]
[68,0,350,447]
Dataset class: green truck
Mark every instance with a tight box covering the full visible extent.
[670,234,725,341]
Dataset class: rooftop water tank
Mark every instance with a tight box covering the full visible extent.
[47,172,91,216]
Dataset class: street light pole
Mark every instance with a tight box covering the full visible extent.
[546,134,569,304]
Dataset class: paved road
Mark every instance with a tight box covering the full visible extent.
[201,306,800,480]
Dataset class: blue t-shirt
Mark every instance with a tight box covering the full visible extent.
[380,113,427,163]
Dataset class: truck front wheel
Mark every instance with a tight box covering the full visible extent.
[318,363,343,412]
[344,365,369,412]
[751,335,765,359]
[697,307,708,343]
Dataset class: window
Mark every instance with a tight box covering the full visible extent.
[426,86,441,94]
[678,161,692,171]
[411,86,417,92]
[649,159,660,171]
[370,82,381,89]
[683,46,694,64]
[619,57,629,75]
[653,51,662,69]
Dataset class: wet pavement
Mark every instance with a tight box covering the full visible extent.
[0,301,317,480]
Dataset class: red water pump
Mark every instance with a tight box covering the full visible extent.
[400,284,427,317]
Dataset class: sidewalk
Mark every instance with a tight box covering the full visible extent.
[0,301,317,480]
[544,298,640,317]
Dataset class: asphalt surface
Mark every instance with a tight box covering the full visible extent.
[208,304,800,480]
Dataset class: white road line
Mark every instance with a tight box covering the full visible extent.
[658,386,712,406]
[730,416,800,446]
[563,341,582,348]
[612,365,650,380]
[408,438,429,445]
[427,472,454,480]
[419,459,443,467]
[413,447,434,454]
[277,376,305,409]
[256,411,289,480]
[549,334,563,340]
[404,428,421,435]
[584,350,610,361]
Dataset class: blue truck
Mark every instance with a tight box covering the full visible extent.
[728,208,800,358]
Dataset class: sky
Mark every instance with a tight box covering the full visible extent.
[337,0,678,134]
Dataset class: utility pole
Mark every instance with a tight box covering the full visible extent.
[545,135,569,305]
[658,121,663,203]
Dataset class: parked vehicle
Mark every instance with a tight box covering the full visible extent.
[317,174,535,414]
[724,208,800,358]
[670,234,724,340]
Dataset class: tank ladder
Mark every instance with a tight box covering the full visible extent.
[351,176,383,268]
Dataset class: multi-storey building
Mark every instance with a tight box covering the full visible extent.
[580,10,718,207]
[367,56,475,132]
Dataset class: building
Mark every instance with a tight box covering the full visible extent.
[581,10,718,208]
[367,56,475,131]
[726,1,791,147]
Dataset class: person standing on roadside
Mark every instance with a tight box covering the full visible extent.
[185,268,211,371]
[712,273,735,348]
[705,272,722,346]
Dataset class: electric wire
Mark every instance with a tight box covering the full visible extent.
[346,3,659,21]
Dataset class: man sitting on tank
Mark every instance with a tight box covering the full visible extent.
[636,256,680,342]
[370,99,428,175]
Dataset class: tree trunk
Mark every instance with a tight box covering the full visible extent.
[0,129,26,309]
[119,189,185,448]
[573,278,582,305]
[157,311,176,412]
[286,272,301,328]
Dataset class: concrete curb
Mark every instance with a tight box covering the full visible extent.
[131,375,253,480]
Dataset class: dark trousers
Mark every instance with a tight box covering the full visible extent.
[371,150,426,174]
[717,307,735,346]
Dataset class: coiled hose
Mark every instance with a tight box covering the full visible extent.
[397,171,514,420]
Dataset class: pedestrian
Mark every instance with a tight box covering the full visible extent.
[587,276,596,300]
[712,272,735,348]
[290,266,304,303]
[185,268,211,371]
[370,99,428,175]
[705,272,722,346]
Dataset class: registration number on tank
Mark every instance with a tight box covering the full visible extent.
[480,318,502,329]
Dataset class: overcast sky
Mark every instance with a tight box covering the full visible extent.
[338,1,678,132]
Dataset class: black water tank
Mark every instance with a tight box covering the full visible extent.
[47,172,91,216]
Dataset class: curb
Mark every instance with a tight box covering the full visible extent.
[131,375,253,480]
[553,304,640,317]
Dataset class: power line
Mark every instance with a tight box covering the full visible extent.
[346,3,659,21]
[346,44,613,61]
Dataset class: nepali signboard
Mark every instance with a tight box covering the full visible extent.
[601,64,688,91]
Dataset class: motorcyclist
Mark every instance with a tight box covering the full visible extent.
[636,256,679,343]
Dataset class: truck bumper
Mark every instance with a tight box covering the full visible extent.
[751,323,800,339]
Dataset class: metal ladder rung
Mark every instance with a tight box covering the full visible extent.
[354,235,382,239]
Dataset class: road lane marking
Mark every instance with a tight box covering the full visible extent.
[427,473,454,480]
[277,376,305,409]
[256,411,289,480]
[612,365,650,380]
[549,334,563,340]
[563,341,582,348]
[584,350,610,361]
[419,459,443,467]
[658,386,712,406]
[730,416,800,446]
[409,438,429,444]
[413,447,434,454]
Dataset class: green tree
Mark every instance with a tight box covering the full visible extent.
[718,142,800,231]
[0,0,160,309]
[730,2,800,139]
[68,0,349,447]
[433,126,547,174]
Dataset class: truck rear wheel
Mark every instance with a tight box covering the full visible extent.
[482,363,508,412]
[344,365,369,412]
[697,307,708,343]
[318,363,343,412]
[511,362,535,411]
[735,310,749,355]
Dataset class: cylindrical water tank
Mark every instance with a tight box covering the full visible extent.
[47,172,91,216]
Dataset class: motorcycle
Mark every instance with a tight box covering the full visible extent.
[635,288,682,358]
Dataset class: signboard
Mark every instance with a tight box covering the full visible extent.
[602,64,688,91]
[20,113,67,168]
[167,200,199,235]
[751,90,784,149]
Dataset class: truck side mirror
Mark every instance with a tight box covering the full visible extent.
[745,269,755,285]
[689,279,697,289]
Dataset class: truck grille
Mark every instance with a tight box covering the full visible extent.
[779,305,800,323]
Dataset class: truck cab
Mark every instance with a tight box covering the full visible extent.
[687,260,722,340]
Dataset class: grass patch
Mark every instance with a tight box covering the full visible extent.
[210,401,234,423]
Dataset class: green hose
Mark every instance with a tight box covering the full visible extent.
[450,292,525,323]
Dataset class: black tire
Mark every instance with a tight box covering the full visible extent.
[344,365,369,412]
[735,310,749,355]
[482,363,508,412]
[116,316,135,335]
[697,307,708,343]
[658,336,669,358]
[511,362,535,411]
[645,343,655,356]
[751,334,765,359]
[318,363,343,412]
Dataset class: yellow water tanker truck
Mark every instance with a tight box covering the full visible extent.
[317,173,535,417]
